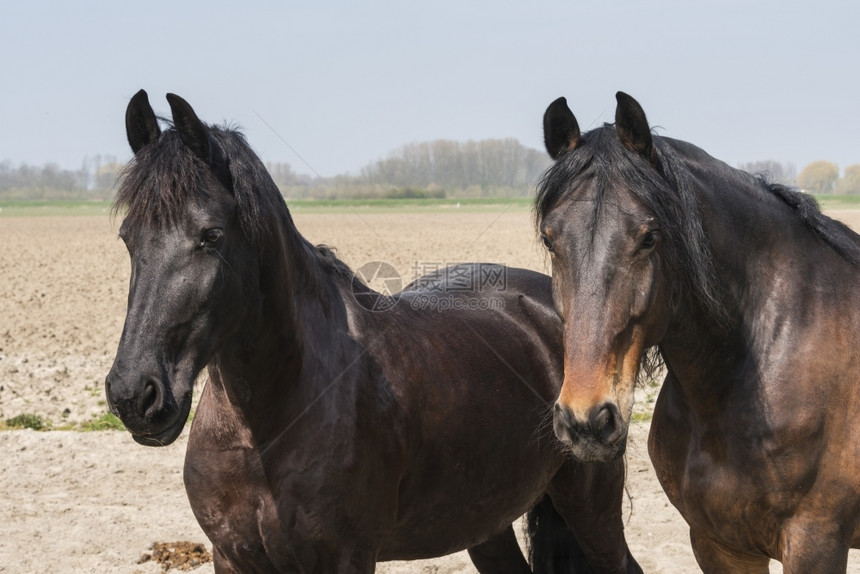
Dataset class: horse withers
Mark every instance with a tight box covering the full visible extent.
[105,89,642,573]
[537,91,860,572]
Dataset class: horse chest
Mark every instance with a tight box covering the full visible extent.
[185,416,405,569]
[650,386,834,555]
[651,424,781,556]
[184,446,295,564]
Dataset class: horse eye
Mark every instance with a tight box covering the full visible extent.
[640,230,660,251]
[200,228,223,247]
[541,235,554,253]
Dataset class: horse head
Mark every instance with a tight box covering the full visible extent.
[537,93,671,462]
[105,90,258,446]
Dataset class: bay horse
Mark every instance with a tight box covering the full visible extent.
[537,91,860,572]
[105,90,643,573]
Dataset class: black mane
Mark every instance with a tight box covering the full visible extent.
[315,244,358,281]
[760,179,860,265]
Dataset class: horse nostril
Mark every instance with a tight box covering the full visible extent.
[595,405,613,429]
[139,379,161,417]
[593,404,623,443]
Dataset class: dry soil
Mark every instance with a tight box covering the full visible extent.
[1,207,858,573]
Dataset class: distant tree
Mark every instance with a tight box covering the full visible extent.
[266,161,308,187]
[95,158,122,191]
[797,161,839,194]
[835,164,860,195]
[358,138,549,196]
[0,160,90,200]
[738,160,796,186]
[265,161,313,198]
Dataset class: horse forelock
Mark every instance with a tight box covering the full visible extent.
[114,126,284,253]
[114,129,211,229]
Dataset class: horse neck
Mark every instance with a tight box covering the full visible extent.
[657,158,802,407]
[208,208,353,435]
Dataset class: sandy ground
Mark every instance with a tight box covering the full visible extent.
[1,207,859,573]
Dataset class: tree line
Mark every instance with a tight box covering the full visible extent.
[0,139,550,201]
[2,146,859,201]
[795,161,860,195]
[0,155,121,201]
[738,159,860,195]
[267,138,551,199]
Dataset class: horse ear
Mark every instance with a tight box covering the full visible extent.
[126,89,161,154]
[166,93,210,163]
[615,92,657,165]
[543,97,581,159]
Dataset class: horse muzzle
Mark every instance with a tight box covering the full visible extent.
[105,368,192,446]
[552,401,628,463]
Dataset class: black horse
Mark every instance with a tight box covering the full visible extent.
[538,91,860,572]
[105,90,642,573]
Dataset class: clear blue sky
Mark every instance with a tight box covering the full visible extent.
[2,0,858,177]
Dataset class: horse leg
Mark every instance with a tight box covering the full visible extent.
[778,521,849,574]
[211,546,263,574]
[525,493,592,573]
[467,524,531,574]
[545,458,642,574]
[689,530,769,574]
